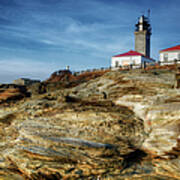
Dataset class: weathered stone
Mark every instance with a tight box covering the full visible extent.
[0,69,180,179]
[13,78,40,86]
[0,84,30,105]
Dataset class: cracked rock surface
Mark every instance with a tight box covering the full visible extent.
[0,69,180,179]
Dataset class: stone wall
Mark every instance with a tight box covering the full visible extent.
[13,78,40,86]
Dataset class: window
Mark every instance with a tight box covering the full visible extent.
[178,53,180,60]
[115,61,119,67]
[163,53,168,61]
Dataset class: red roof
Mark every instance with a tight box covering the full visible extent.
[113,50,144,57]
[160,45,180,52]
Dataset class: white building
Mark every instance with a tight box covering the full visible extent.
[111,50,155,68]
[159,45,180,64]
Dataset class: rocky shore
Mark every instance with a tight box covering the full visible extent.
[0,69,180,179]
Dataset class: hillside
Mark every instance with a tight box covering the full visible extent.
[0,68,180,179]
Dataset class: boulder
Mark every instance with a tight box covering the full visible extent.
[0,84,30,104]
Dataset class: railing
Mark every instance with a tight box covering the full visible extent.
[112,59,180,71]
[70,59,180,76]
[72,67,111,76]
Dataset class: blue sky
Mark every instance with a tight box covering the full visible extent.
[0,0,179,83]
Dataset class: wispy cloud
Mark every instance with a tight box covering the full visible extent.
[0,0,179,83]
[0,58,62,83]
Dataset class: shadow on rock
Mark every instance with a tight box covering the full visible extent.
[121,149,147,172]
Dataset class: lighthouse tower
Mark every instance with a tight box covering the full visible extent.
[134,13,152,57]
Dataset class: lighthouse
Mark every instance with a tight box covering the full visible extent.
[134,13,152,57]
[111,11,154,69]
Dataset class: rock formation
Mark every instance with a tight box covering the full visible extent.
[0,69,180,179]
[0,84,30,105]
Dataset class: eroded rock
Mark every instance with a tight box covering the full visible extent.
[0,84,30,105]
[0,69,180,179]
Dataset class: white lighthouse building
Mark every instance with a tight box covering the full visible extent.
[111,50,154,68]
[111,14,154,68]
[159,45,180,64]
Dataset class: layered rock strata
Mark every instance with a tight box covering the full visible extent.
[0,69,180,179]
